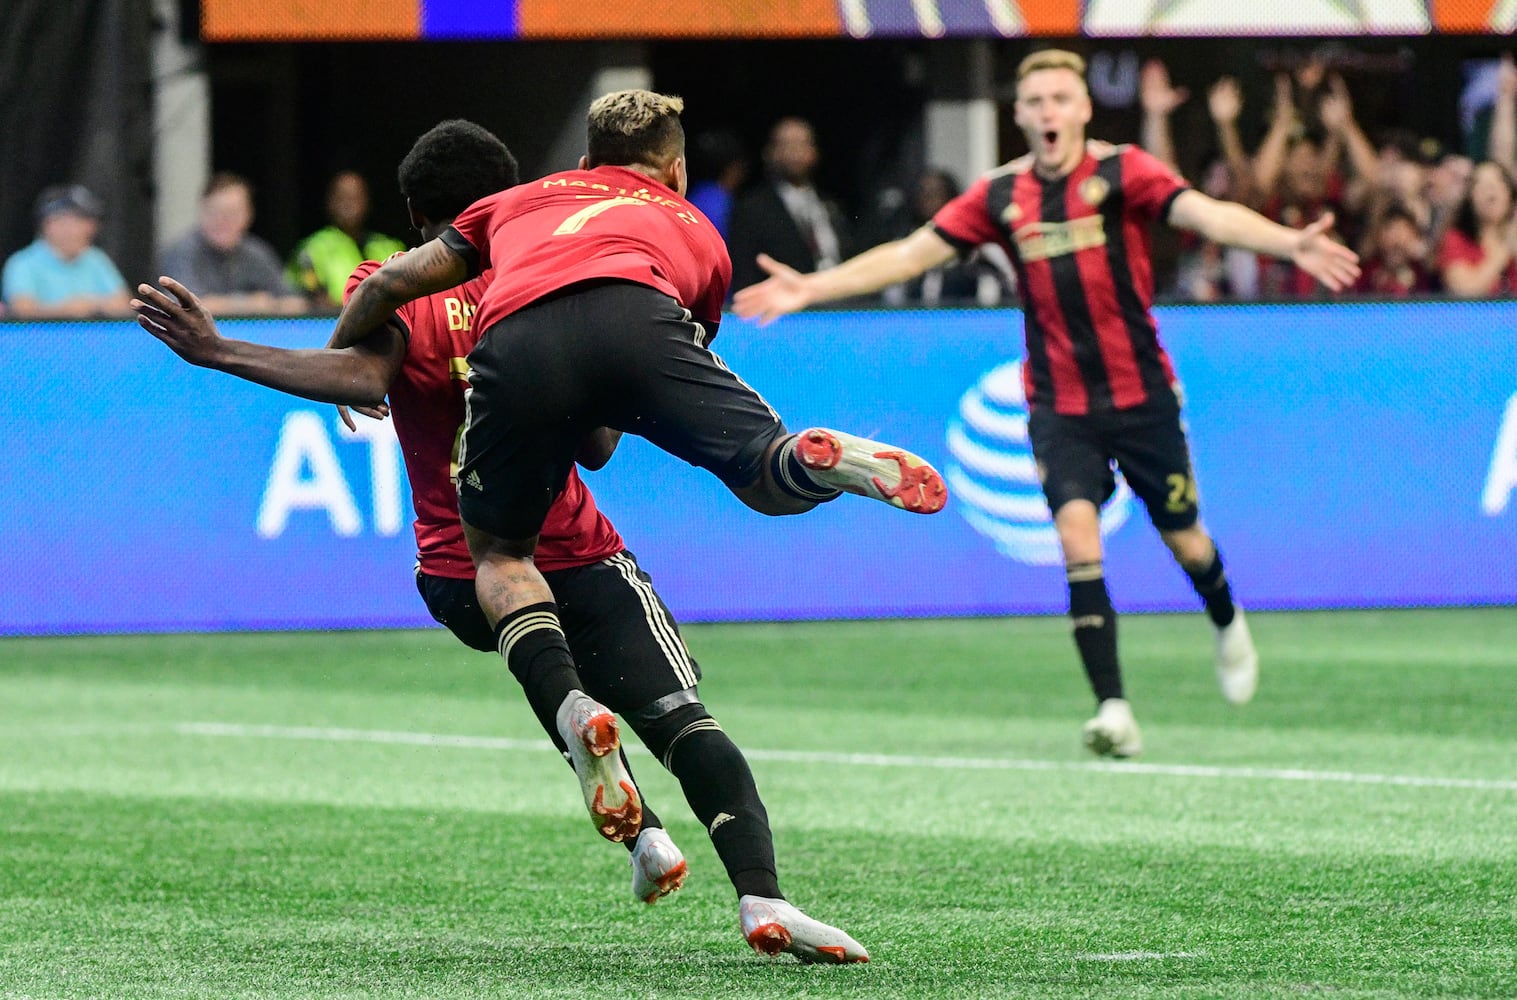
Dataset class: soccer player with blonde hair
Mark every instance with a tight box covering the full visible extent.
[327,90,939,963]
[736,51,1361,758]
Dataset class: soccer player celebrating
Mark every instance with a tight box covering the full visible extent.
[327,90,946,958]
[135,118,870,963]
[734,50,1361,758]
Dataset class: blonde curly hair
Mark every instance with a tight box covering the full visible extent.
[587,89,686,167]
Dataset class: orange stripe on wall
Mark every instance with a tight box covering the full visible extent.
[518,0,841,38]
[1432,0,1498,30]
[1018,0,1080,35]
[201,0,419,41]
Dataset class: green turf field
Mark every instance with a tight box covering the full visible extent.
[1,608,1514,999]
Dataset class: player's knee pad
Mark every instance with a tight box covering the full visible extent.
[625,690,720,769]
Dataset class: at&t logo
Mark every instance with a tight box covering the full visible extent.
[945,360,1132,565]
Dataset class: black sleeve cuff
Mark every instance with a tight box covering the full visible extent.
[930,222,979,257]
[1159,186,1191,226]
[440,226,482,278]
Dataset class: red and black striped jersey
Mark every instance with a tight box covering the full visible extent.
[932,142,1189,416]
[344,257,624,579]
[442,165,730,337]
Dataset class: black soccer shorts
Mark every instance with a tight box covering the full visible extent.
[416,549,700,711]
[1026,392,1202,532]
[457,280,787,541]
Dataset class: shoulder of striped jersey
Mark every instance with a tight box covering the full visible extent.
[990,153,1037,178]
[1088,140,1131,161]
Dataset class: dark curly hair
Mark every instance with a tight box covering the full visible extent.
[397,120,519,222]
[1451,159,1517,242]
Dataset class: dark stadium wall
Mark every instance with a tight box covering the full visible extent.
[205,41,624,260]
[200,39,929,262]
[0,0,154,287]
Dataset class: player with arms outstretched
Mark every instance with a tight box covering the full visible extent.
[735,50,1361,757]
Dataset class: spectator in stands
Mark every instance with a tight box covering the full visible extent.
[1485,52,1517,179]
[1436,159,1517,296]
[1368,131,1439,237]
[1,184,130,318]
[875,168,1014,306]
[1356,203,1436,296]
[727,116,853,294]
[1252,71,1378,297]
[1139,61,1259,300]
[158,172,304,315]
[1427,151,1474,258]
[287,170,406,310]
[686,128,750,241]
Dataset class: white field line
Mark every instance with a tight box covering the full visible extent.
[171,722,1517,793]
[1076,951,1200,961]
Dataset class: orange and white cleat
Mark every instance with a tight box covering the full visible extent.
[793,428,947,514]
[558,695,642,843]
[738,895,870,964]
[630,827,688,904]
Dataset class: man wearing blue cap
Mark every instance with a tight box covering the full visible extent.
[2,184,130,318]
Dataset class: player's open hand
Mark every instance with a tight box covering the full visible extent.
[131,277,226,366]
[731,254,811,326]
[1292,212,1361,292]
[336,403,390,432]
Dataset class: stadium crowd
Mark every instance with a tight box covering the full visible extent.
[7,49,1517,316]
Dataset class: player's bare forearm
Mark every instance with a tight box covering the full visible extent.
[734,227,956,324]
[133,275,401,405]
[329,239,466,350]
[1169,192,1295,258]
[813,228,956,301]
[213,338,400,406]
[1169,190,1358,290]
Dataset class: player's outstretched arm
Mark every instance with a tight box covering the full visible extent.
[1167,190,1361,292]
[731,227,957,326]
[133,276,404,406]
[330,238,467,350]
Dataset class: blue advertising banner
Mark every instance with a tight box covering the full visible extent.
[3,301,1514,635]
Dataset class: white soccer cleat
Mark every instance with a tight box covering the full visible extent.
[1082,697,1143,758]
[630,827,688,904]
[793,427,947,514]
[1214,607,1259,705]
[557,694,642,843]
[738,895,869,964]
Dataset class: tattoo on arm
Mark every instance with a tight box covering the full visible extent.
[330,240,468,350]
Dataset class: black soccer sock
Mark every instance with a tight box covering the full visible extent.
[665,725,781,900]
[1184,547,1236,628]
[494,602,583,742]
[768,434,843,503]
[1068,562,1123,704]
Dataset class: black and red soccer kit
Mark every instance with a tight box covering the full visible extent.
[342,256,701,711]
[932,142,1203,531]
[441,165,787,541]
